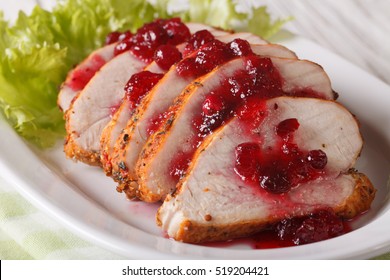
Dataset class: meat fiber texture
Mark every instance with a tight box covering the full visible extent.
[157,97,376,243]
[100,32,271,175]
[110,47,303,199]
[63,23,231,166]
[131,56,334,202]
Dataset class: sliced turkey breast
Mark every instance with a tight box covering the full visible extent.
[157,97,375,243]
[57,23,223,113]
[110,45,301,198]
[99,32,270,174]
[64,51,147,165]
[64,22,232,166]
[136,56,335,202]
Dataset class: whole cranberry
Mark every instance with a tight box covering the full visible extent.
[154,45,182,70]
[228,39,253,57]
[307,149,328,170]
[202,94,226,116]
[162,18,191,45]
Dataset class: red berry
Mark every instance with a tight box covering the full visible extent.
[154,45,182,71]
[132,22,169,48]
[276,210,344,245]
[105,31,121,45]
[129,22,170,62]
[162,18,191,45]
[228,39,253,57]
[177,40,231,77]
[259,168,291,194]
[125,71,163,109]
[202,94,226,116]
[118,31,133,41]
[307,149,328,170]
[293,210,344,244]
[106,30,133,45]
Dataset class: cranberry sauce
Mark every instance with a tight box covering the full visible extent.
[147,39,254,153]
[168,55,326,183]
[110,18,191,62]
[105,30,131,45]
[234,117,327,194]
[146,110,173,136]
[167,56,282,181]
[68,54,106,91]
[177,38,253,78]
[182,29,216,56]
[203,209,350,249]
[124,71,164,110]
[154,44,183,71]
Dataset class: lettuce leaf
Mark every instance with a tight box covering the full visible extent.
[0,0,288,148]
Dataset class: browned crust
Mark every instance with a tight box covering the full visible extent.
[63,138,101,166]
[63,123,102,167]
[63,91,102,166]
[109,87,155,198]
[174,220,275,244]
[160,171,376,244]
[110,124,133,178]
[100,101,129,176]
[116,181,139,199]
[334,171,376,219]
[110,73,209,200]
[136,80,203,202]
[100,118,116,175]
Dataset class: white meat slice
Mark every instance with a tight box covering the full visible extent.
[64,24,231,165]
[136,57,335,202]
[58,23,234,113]
[157,97,375,243]
[112,52,334,201]
[101,39,283,175]
[64,51,147,165]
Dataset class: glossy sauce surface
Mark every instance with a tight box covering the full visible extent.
[111,18,191,62]
[168,54,324,182]
[234,117,327,194]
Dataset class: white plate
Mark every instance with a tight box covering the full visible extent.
[1,35,390,259]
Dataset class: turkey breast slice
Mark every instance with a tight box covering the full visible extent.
[57,23,222,112]
[98,32,271,174]
[157,97,375,243]
[110,45,301,198]
[136,56,335,202]
[64,24,231,166]
[64,51,147,165]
